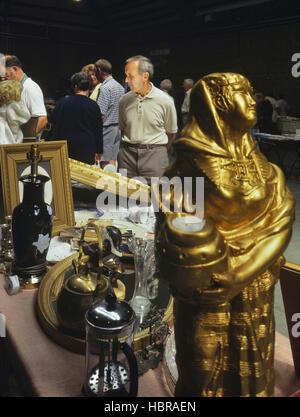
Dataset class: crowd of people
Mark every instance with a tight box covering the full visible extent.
[0,53,291,183]
[0,53,196,184]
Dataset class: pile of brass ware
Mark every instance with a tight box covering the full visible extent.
[59,218,152,251]
[37,255,172,354]
[37,220,173,353]
[55,221,126,336]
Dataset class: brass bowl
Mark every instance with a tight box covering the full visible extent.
[36,253,173,354]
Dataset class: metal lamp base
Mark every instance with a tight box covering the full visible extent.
[13,262,47,289]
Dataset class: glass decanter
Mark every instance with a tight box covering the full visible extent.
[127,237,156,323]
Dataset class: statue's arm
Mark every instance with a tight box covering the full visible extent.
[213,165,295,299]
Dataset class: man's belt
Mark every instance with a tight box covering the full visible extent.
[122,142,166,149]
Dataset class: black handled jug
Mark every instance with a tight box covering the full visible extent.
[84,292,138,397]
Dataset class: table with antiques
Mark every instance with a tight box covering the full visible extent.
[0,143,173,396]
[0,271,300,397]
[0,193,299,397]
[255,132,300,178]
[0,279,173,397]
[0,208,174,397]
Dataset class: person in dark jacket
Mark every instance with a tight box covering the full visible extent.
[49,72,103,164]
[254,92,279,134]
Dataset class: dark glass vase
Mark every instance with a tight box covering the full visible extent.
[12,174,53,287]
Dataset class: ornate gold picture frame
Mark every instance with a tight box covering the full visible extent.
[69,158,150,203]
[0,140,75,236]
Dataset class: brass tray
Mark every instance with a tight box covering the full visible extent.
[37,253,173,354]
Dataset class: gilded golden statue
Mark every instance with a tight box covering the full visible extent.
[155,73,295,397]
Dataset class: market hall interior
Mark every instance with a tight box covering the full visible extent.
[1,0,300,397]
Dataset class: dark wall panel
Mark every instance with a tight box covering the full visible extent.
[109,22,300,116]
[1,19,300,115]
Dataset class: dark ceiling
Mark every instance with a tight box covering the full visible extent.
[1,0,300,43]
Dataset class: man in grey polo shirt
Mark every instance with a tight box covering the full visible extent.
[95,58,124,169]
[118,55,177,184]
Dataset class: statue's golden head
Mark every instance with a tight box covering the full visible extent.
[0,80,23,106]
[189,73,257,134]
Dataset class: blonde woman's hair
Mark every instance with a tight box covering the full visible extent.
[0,80,23,106]
[81,63,96,74]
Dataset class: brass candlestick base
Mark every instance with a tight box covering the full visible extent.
[19,275,45,289]
[12,260,48,289]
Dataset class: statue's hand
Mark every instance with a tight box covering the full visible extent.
[194,285,232,305]
[194,271,246,304]
[212,271,246,300]
[212,271,236,288]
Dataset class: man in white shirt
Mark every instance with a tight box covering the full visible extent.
[181,78,194,126]
[2,55,47,136]
[118,55,177,183]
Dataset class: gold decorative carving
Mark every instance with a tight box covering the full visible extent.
[69,158,150,203]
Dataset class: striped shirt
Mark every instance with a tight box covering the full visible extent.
[96,76,124,126]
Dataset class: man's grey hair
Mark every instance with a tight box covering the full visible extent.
[184,78,194,88]
[125,55,154,80]
[160,79,173,92]
[94,58,112,75]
